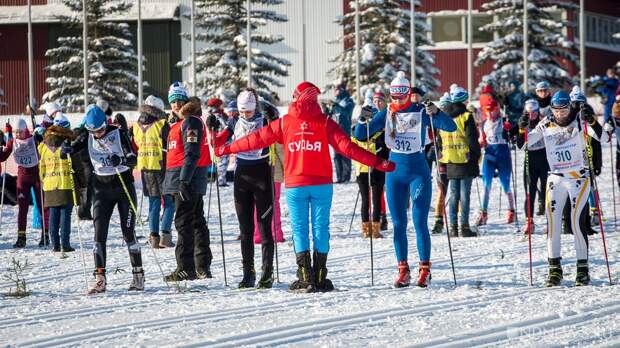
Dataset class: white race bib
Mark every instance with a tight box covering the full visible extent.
[385,111,423,154]
[483,119,507,145]
[88,129,129,176]
[13,137,39,168]
[543,123,586,174]
[234,116,269,161]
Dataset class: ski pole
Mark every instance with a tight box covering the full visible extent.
[426,100,457,287]
[270,161,280,283]
[609,117,618,234]
[138,191,144,225]
[580,107,612,285]
[498,181,502,219]
[0,160,6,234]
[115,167,171,289]
[26,105,49,244]
[346,189,360,236]
[522,124,534,286]
[210,130,228,287]
[66,154,89,293]
[510,134,521,233]
[365,120,374,287]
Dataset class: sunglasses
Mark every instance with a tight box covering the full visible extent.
[390,94,408,101]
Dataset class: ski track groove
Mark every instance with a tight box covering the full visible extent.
[406,299,620,348]
[178,286,565,348]
[0,238,552,330]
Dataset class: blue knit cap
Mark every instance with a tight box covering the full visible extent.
[450,85,468,103]
[168,82,189,104]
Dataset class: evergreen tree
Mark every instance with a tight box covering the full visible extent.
[328,0,439,98]
[44,0,142,111]
[180,0,290,101]
[475,0,577,94]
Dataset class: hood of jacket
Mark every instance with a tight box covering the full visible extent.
[180,97,202,118]
[444,102,468,118]
[44,125,75,147]
[138,105,167,125]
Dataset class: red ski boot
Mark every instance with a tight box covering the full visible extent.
[476,211,488,226]
[522,218,534,235]
[394,261,411,288]
[416,261,432,287]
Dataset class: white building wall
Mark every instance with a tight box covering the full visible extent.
[177,0,343,102]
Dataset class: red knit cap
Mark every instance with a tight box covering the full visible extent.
[207,98,223,108]
[293,81,320,104]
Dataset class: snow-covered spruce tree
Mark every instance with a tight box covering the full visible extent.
[44,0,142,111]
[179,0,290,101]
[475,0,577,94]
[328,0,439,98]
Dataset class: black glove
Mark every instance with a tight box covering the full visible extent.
[581,104,596,123]
[60,140,73,159]
[206,115,220,130]
[125,154,137,167]
[179,180,191,202]
[359,105,373,123]
[109,154,122,167]
[518,115,530,129]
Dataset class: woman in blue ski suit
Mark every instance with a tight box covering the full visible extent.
[355,71,456,288]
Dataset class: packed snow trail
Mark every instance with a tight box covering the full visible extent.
[0,146,619,347]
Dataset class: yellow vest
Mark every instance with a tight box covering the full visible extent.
[439,112,470,164]
[133,119,165,171]
[352,131,383,174]
[38,143,73,192]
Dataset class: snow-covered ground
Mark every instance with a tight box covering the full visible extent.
[1,143,620,347]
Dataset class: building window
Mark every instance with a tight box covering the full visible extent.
[583,13,620,50]
[432,16,463,43]
[467,15,494,43]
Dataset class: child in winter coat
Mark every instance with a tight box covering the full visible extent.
[438,85,481,238]
[216,81,395,293]
[131,96,174,248]
[475,100,515,226]
[352,103,389,240]
[12,118,48,248]
[253,99,285,244]
[517,99,550,235]
[355,72,456,288]
[210,88,276,289]
[38,116,77,252]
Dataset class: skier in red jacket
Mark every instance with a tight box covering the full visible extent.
[216,81,395,292]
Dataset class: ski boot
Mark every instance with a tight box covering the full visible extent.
[476,211,488,226]
[431,218,444,235]
[506,209,515,224]
[544,258,563,287]
[62,246,75,252]
[449,225,459,238]
[257,263,274,289]
[88,269,107,295]
[416,261,432,288]
[313,251,334,292]
[197,268,213,279]
[159,231,175,248]
[361,222,371,239]
[163,269,197,282]
[380,214,388,231]
[371,222,384,239]
[590,208,600,226]
[536,199,545,216]
[13,231,26,248]
[575,260,590,286]
[460,225,477,238]
[38,229,49,247]
[394,261,411,288]
[238,263,256,289]
[129,267,145,291]
[148,234,161,249]
[522,218,534,235]
[289,251,315,293]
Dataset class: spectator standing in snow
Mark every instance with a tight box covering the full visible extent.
[327,83,355,183]
[503,80,527,124]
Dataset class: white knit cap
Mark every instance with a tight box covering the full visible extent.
[96,99,109,113]
[39,102,62,117]
[389,71,410,97]
[15,118,28,131]
[144,95,165,111]
[237,90,257,112]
